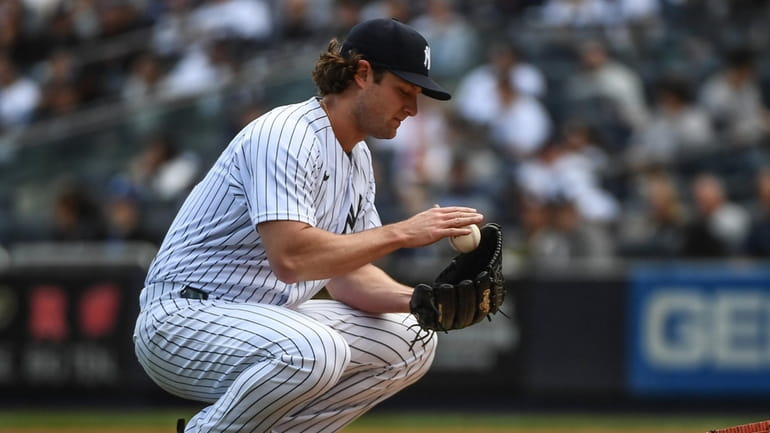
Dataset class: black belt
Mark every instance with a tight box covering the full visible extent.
[180,286,209,300]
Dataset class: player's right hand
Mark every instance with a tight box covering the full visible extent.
[393,205,483,248]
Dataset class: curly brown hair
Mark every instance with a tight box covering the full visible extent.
[312,38,386,96]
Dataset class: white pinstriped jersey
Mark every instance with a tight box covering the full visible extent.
[139,97,381,309]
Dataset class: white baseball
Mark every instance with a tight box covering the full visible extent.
[449,224,481,253]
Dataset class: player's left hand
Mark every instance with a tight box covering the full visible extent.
[409,223,505,332]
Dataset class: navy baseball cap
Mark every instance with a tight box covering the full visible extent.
[340,18,451,101]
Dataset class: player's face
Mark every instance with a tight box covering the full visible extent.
[353,71,420,139]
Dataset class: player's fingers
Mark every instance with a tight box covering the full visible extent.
[421,207,481,228]
[433,206,477,214]
[444,212,484,228]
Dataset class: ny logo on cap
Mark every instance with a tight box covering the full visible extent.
[424,45,431,70]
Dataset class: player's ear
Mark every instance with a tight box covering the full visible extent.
[353,60,372,88]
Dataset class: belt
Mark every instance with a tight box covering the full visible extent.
[179,286,209,300]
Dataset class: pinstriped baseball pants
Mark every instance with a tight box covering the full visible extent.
[133,298,437,433]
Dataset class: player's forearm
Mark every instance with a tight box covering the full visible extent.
[326,264,412,313]
[260,222,408,283]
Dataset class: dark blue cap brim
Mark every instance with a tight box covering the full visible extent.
[389,70,451,101]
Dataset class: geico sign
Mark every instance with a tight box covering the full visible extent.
[643,289,769,369]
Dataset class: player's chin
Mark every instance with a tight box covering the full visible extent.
[371,127,398,140]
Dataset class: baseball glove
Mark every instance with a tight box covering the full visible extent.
[409,223,505,332]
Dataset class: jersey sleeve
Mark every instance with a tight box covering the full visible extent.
[236,113,319,227]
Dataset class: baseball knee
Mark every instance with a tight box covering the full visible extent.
[403,324,437,381]
[380,313,437,380]
[286,327,351,394]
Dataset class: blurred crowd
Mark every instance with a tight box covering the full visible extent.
[2,0,770,266]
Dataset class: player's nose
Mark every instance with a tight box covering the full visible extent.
[404,99,418,117]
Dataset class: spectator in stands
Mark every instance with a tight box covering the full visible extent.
[151,0,196,59]
[34,52,84,119]
[565,39,648,135]
[516,194,550,258]
[0,0,24,60]
[540,0,615,29]
[37,49,108,113]
[558,192,615,262]
[539,0,661,51]
[618,169,687,258]
[454,41,546,126]
[556,122,620,224]
[525,194,615,267]
[189,0,273,44]
[159,39,235,98]
[40,8,81,55]
[328,0,364,38]
[278,0,333,42]
[0,54,40,132]
[561,119,609,174]
[516,133,618,224]
[35,49,76,88]
[279,0,315,42]
[698,48,770,146]
[446,114,508,219]
[70,0,103,41]
[615,0,663,47]
[103,179,157,244]
[615,0,661,25]
[410,0,480,81]
[743,167,770,257]
[515,136,566,201]
[625,76,715,169]
[96,0,147,39]
[122,52,165,103]
[361,0,413,23]
[489,72,553,160]
[125,131,200,202]
[49,181,106,241]
[434,151,500,224]
[682,173,750,257]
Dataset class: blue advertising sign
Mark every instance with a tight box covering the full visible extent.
[628,263,770,396]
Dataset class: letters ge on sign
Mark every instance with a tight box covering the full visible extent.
[642,289,770,369]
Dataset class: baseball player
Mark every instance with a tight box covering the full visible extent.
[133,18,485,433]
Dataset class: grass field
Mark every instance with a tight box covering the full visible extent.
[0,410,765,433]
